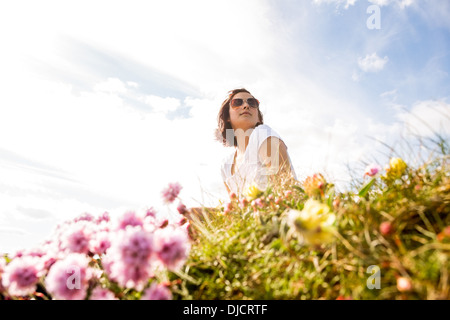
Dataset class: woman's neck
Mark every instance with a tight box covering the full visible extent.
[234,127,254,155]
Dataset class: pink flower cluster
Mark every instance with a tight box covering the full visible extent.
[1,256,44,297]
[364,163,382,177]
[161,182,182,203]
[45,253,93,300]
[0,183,191,300]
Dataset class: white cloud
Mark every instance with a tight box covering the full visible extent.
[314,0,415,9]
[369,0,415,8]
[312,0,357,9]
[380,89,398,103]
[396,100,450,138]
[0,0,447,254]
[94,77,129,94]
[369,0,390,5]
[358,53,389,72]
[380,89,398,98]
[142,95,181,114]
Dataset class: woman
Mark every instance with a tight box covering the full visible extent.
[216,88,297,198]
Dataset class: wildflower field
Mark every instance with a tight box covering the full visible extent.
[1,138,449,300]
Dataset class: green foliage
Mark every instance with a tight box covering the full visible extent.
[169,154,450,300]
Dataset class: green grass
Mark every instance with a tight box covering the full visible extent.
[168,152,450,300]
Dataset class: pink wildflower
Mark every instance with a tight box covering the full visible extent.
[111,227,154,266]
[239,198,249,209]
[2,256,43,297]
[95,211,110,224]
[39,242,62,271]
[89,287,118,300]
[154,227,190,271]
[107,260,153,291]
[14,247,46,259]
[444,226,450,237]
[397,277,412,292]
[115,210,144,231]
[145,207,157,218]
[105,227,155,290]
[178,217,188,226]
[142,217,158,233]
[303,173,327,197]
[364,164,382,177]
[224,202,233,214]
[254,198,264,208]
[0,257,6,293]
[45,253,93,300]
[99,254,114,280]
[161,182,182,203]
[62,221,92,254]
[380,221,394,236]
[89,231,111,255]
[141,282,172,300]
[177,202,188,215]
[73,212,95,223]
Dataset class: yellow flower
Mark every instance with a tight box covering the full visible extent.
[243,182,264,201]
[287,199,336,246]
[387,157,407,179]
[302,226,335,246]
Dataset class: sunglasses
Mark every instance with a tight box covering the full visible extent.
[230,98,259,108]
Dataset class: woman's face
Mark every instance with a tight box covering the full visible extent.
[228,92,260,131]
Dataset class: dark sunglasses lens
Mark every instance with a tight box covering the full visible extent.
[248,98,258,108]
[231,99,243,107]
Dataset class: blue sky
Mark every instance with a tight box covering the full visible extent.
[0,0,449,253]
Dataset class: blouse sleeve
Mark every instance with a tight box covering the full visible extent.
[254,125,283,155]
[255,125,298,181]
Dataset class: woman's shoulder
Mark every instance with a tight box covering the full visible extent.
[252,124,282,143]
[255,123,272,131]
[254,123,279,135]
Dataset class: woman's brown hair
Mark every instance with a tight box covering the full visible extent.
[215,88,264,147]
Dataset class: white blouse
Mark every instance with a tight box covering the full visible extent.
[221,124,297,196]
